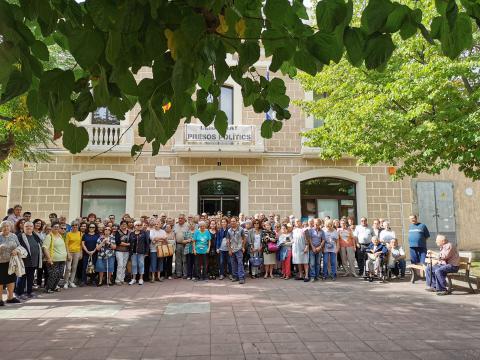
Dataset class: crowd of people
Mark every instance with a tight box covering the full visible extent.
[0,204,460,306]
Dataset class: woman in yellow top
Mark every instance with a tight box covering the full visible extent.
[64,222,82,289]
[42,222,67,293]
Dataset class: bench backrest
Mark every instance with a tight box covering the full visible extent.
[458,256,471,271]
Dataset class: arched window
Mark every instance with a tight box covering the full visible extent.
[301,177,356,221]
[81,179,126,220]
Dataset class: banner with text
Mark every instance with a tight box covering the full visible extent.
[185,124,253,144]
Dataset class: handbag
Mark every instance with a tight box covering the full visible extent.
[250,256,263,267]
[267,242,279,253]
[157,244,174,258]
[86,255,95,274]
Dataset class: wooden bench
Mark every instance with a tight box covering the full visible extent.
[446,256,477,294]
[407,263,425,283]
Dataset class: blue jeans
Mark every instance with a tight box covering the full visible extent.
[309,251,321,279]
[323,252,337,278]
[410,247,427,265]
[150,254,164,273]
[219,251,231,276]
[131,254,145,275]
[16,267,35,295]
[426,263,459,291]
[231,250,245,280]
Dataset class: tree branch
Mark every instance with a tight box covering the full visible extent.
[462,76,474,94]
[392,99,408,113]
[0,114,15,122]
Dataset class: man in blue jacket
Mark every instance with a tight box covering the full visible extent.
[408,214,430,264]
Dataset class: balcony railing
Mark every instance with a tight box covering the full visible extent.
[84,123,134,153]
[172,124,264,156]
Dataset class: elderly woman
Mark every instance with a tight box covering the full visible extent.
[114,220,130,285]
[64,222,82,289]
[261,222,277,279]
[337,219,358,277]
[278,224,293,280]
[193,221,210,281]
[42,222,68,293]
[365,236,388,278]
[0,221,23,305]
[96,226,116,286]
[81,223,100,286]
[128,220,149,285]
[292,219,310,282]
[16,221,43,299]
[248,219,263,279]
[322,219,339,280]
[149,220,166,283]
[163,224,175,279]
[207,220,218,280]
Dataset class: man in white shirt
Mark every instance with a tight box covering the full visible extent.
[353,217,372,276]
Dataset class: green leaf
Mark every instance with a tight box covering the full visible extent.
[26,89,48,119]
[306,31,344,64]
[39,68,75,100]
[344,27,365,66]
[180,13,206,42]
[85,0,116,31]
[316,0,350,33]
[130,143,143,157]
[73,90,95,122]
[0,69,30,104]
[361,0,395,34]
[52,99,74,131]
[238,41,260,70]
[293,50,317,75]
[31,40,49,61]
[68,29,105,68]
[110,68,138,96]
[364,33,395,70]
[382,4,409,32]
[62,124,89,154]
[265,0,290,24]
[105,31,121,65]
[93,67,109,106]
[272,120,283,132]
[172,60,194,95]
[261,120,273,138]
[214,110,228,138]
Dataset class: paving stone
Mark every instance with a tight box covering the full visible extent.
[242,342,277,354]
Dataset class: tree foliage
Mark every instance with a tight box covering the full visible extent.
[0,0,479,156]
[298,1,480,180]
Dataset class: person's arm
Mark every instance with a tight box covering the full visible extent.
[241,230,247,252]
[192,231,197,255]
[42,235,53,265]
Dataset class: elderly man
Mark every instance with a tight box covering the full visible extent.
[425,235,460,296]
[16,222,43,298]
[174,214,190,279]
[365,236,388,278]
[387,238,406,279]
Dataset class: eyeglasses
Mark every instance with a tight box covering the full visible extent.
[61,227,67,230]
[135,224,142,227]
[89,226,96,229]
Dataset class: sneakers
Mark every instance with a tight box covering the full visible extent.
[231,278,239,282]
[239,279,245,284]
[138,279,144,285]
[6,298,21,304]
[63,283,69,289]
[69,282,77,288]
[425,287,436,292]
[436,291,449,296]
[129,279,136,285]
[304,278,310,282]
[219,275,224,280]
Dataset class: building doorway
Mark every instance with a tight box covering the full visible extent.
[198,179,240,216]
[300,177,357,222]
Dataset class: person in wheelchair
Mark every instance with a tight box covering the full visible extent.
[387,238,406,279]
[365,236,388,279]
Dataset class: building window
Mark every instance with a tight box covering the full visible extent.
[198,178,240,216]
[92,107,120,125]
[300,177,356,221]
[208,86,234,125]
[81,179,126,220]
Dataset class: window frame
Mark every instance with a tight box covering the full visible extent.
[80,178,127,217]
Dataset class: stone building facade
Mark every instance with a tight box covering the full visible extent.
[4,61,480,251]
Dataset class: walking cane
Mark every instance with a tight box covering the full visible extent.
[428,250,433,288]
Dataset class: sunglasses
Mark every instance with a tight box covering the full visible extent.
[89,226,96,229]
[61,227,67,230]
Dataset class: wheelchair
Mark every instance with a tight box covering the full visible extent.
[363,251,390,282]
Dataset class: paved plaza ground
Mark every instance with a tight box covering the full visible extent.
[0,277,479,360]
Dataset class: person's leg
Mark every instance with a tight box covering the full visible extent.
[331,253,337,278]
[285,250,292,278]
[322,252,329,278]
[55,262,65,289]
[36,267,43,286]
[434,264,457,291]
[150,254,158,281]
[340,247,348,275]
[398,259,406,277]
[69,252,80,284]
[231,253,239,280]
[64,253,73,286]
[236,250,245,280]
[115,252,124,283]
[346,247,356,276]
[16,275,26,296]
[131,254,138,278]
[303,263,309,279]
[357,247,365,275]
[81,255,89,284]
[175,244,183,278]
[203,254,208,279]
[419,248,427,265]
[425,264,433,288]
[391,262,400,276]
[6,282,15,300]
[410,247,420,265]
[309,252,316,279]
[26,267,35,294]
[219,251,225,277]
[138,255,145,280]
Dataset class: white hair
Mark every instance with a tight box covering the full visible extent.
[0,220,13,230]
[24,221,34,227]
[198,221,207,227]
[134,220,142,226]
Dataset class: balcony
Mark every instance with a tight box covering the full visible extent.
[172,124,264,157]
[83,123,134,154]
